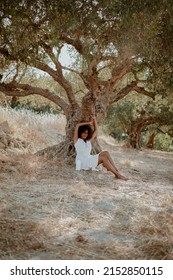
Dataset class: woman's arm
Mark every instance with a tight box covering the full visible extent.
[74,120,93,144]
[90,116,98,141]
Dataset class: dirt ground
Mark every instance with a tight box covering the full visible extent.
[0,136,173,260]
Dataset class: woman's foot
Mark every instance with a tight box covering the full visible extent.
[116,174,128,181]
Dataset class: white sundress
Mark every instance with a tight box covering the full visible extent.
[74,138,100,171]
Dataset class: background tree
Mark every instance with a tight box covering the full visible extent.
[0,0,172,160]
[104,93,173,150]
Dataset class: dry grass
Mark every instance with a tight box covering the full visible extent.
[0,107,173,259]
[0,107,66,152]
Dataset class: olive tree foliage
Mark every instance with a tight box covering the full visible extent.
[104,93,173,149]
[0,0,172,158]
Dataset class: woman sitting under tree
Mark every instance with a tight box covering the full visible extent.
[74,116,128,180]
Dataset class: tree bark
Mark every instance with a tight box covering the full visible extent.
[146,131,157,149]
[128,124,142,149]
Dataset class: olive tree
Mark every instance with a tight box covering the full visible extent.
[0,0,172,159]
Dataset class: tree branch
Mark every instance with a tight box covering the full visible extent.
[110,81,155,104]
[97,62,114,73]
[41,44,63,74]
[61,35,83,55]
[62,66,90,89]
[133,85,155,99]
[110,59,131,87]
[37,45,79,109]
[0,46,79,109]
[0,82,69,113]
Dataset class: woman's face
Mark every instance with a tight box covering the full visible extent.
[81,129,88,140]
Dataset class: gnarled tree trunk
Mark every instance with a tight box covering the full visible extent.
[128,124,142,149]
[35,92,105,163]
[128,117,155,149]
[128,118,146,149]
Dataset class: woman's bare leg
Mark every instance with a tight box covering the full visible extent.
[100,151,119,173]
[98,153,128,180]
[101,151,119,172]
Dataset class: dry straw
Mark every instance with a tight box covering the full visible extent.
[0,106,173,259]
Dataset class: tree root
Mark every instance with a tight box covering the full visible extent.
[35,140,76,164]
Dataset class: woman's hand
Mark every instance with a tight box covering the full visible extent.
[76,120,93,130]
[89,120,94,126]
[91,115,97,125]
